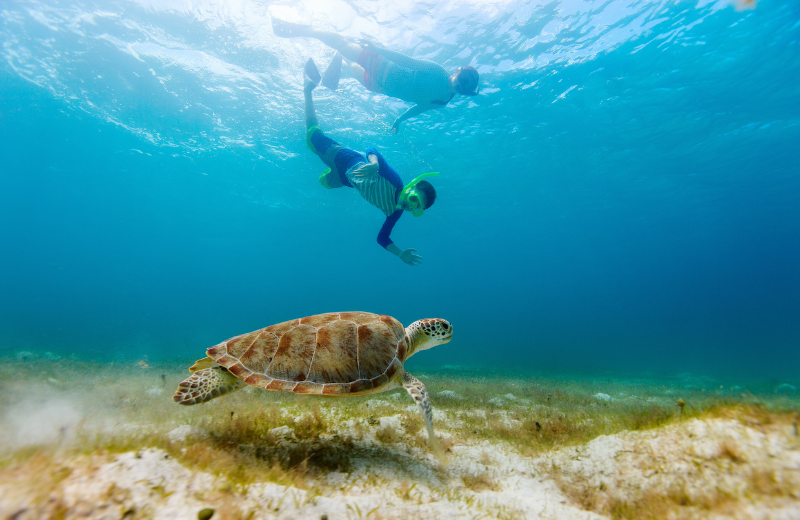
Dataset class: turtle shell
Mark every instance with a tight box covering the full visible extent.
[206,312,408,396]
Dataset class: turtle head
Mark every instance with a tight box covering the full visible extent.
[405,318,453,358]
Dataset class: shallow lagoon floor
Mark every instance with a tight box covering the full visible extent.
[1,357,798,519]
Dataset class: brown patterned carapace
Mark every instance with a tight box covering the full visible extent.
[205,312,407,396]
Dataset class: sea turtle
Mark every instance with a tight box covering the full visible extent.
[173,312,452,445]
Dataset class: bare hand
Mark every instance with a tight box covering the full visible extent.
[391,120,400,134]
[399,248,422,266]
[351,162,379,179]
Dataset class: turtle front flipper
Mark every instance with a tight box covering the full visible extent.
[402,371,444,458]
[173,366,245,405]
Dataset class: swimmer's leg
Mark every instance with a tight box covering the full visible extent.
[272,17,362,62]
[304,58,321,88]
[348,62,368,89]
[304,60,320,129]
[272,18,310,38]
[324,55,365,83]
[320,54,368,91]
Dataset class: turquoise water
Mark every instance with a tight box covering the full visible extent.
[1,0,798,380]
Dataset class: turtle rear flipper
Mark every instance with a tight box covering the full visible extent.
[173,367,245,405]
[189,356,215,373]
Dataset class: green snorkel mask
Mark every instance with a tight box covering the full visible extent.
[397,172,438,217]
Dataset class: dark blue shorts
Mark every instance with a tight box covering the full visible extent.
[309,130,363,187]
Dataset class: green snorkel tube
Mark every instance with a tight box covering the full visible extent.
[397,172,439,217]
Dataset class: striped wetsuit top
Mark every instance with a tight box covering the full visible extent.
[344,147,404,248]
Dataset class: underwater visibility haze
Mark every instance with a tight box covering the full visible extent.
[1,0,799,381]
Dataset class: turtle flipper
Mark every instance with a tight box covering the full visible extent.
[173,366,245,405]
[189,356,215,373]
[402,371,444,457]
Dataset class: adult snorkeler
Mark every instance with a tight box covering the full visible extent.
[302,59,438,266]
[273,17,479,134]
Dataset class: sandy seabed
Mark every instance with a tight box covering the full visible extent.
[1,357,798,519]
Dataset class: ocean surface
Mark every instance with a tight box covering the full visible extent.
[1,0,798,381]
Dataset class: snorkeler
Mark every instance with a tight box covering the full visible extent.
[273,17,479,134]
[302,59,437,266]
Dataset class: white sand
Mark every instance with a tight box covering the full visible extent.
[2,413,799,519]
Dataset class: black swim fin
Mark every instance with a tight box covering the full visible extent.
[304,58,321,87]
[322,52,342,90]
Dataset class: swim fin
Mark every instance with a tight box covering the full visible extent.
[322,52,342,90]
[304,58,321,88]
[272,18,307,38]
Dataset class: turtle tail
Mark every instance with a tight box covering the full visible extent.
[173,366,245,405]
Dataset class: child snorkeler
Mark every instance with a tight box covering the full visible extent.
[302,59,437,266]
[274,17,479,134]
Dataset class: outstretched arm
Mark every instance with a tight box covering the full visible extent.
[391,104,437,134]
[386,244,422,266]
[377,211,422,266]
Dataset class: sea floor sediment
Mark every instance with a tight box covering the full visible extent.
[1,357,798,519]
